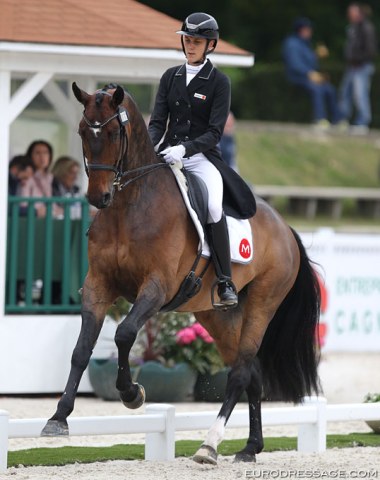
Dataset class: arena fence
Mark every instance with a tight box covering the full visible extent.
[6,196,90,313]
[1,397,380,473]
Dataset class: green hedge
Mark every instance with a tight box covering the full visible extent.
[224,63,380,128]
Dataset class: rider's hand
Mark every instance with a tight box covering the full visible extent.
[161,145,186,165]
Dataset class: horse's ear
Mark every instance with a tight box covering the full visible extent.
[72,82,90,105]
[111,85,124,108]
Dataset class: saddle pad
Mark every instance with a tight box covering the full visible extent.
[170,163,253,264]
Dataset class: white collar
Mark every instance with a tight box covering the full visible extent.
[185,59,207,74]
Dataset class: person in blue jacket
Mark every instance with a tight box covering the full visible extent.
[282,17,343,128]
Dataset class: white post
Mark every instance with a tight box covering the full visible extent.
[145,404,175,461]
[0,69,11,316]
[298,396,327,453]
[0,410,9,473]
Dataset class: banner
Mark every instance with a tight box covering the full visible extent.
[302,229,380,352]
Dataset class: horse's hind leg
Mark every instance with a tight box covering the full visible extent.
[193,350,255,465]
[41,280,111,436]
[234,358,264,463]
[193,285,270,465]
[192,304,255,465]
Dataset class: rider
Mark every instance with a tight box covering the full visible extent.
[148,12,256,309]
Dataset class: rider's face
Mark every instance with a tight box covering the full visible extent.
[183,35,208,65]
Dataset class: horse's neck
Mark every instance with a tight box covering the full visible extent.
[127,107,158,169]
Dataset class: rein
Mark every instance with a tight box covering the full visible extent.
[81,89,168,191]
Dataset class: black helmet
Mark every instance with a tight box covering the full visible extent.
[177,12,219,39]
[177,13,219,57]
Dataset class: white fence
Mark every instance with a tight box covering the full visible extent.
[1,397,380,473]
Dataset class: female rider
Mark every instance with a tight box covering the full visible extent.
[148,12,256,309]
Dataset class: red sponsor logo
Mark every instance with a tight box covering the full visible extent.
[239,238,251,259]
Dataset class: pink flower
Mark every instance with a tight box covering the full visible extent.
[176,327,197,345]
[192,322,214,343]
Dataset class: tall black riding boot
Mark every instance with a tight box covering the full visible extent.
[206,214,238,309]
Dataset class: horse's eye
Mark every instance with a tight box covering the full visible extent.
[109,131,120,142]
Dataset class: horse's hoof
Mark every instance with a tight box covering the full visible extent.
[120,384,145,409]
[193,444,218,465]
[234,451,257,463]
[41,419,69,437]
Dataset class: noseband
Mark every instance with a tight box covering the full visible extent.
[81,89,168,192]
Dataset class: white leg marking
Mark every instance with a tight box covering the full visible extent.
[204,416,226,451]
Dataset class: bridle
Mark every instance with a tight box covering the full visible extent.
[81,89,168,192]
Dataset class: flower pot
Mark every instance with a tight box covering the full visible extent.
[137,361,197,402]
[88,359,197,402]
[194,367,248,402]
[88,357,125,401]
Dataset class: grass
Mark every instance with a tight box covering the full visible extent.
[234,123,380,229]
[8,433,380,468]
[236,123,380,188]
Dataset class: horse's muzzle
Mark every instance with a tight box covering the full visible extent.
[86,191,113,209]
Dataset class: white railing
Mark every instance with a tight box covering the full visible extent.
[1,397,380,473]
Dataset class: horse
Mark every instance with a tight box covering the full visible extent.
[41,83,321,464]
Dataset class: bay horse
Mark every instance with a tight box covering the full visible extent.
[41,83,321,464]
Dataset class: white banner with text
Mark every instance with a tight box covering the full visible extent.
[302,229,380,352]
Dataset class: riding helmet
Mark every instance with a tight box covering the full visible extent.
[177,13,219,56]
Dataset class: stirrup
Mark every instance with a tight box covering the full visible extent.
[211,279,238,311]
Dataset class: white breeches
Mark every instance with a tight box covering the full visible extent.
[183,153,223,223]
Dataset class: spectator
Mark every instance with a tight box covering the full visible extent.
[52,156,82,219]
[339,3,377,135]
[8,155,34,196]
[19,140,54,218]
[52,156,80,197]
[282,17,344,130]
[219,112,239,172]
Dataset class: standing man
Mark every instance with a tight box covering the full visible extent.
[282,17,343,130]
[340,3,377,134]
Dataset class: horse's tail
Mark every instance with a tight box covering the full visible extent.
[258,227,321,402]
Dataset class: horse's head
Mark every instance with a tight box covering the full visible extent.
[73,82,130,209]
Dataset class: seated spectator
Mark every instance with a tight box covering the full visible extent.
[8,155,34,196]
[219,112,239,172]
[19,140,54,217]
[282,17,344,130]
[52,156,81,219]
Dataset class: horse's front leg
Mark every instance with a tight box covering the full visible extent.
[41,280,111,436]
[115,278,165,409]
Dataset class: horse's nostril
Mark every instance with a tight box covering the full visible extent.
[102,193,111,206]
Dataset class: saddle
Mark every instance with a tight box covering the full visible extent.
[160,162,253,313]
[182,169,209,229]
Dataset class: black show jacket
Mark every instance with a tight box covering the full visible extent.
[148,60,256,219]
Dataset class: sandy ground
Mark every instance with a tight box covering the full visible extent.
[4,448,380,480]
[1,353,379,478]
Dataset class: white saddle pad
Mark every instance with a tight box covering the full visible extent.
[170,163,253,264]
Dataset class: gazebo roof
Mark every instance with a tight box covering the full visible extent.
[0,0,251,58]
